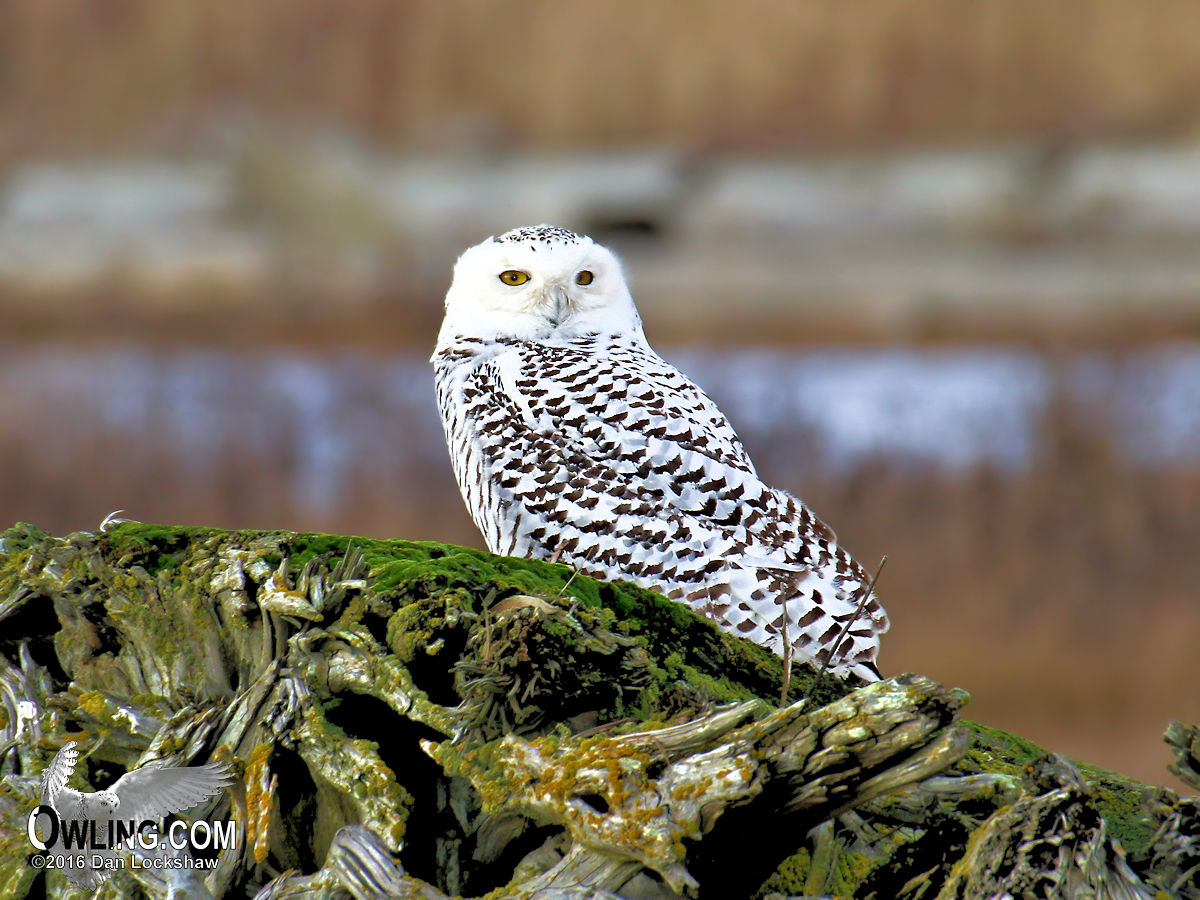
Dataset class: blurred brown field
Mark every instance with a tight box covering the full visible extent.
[3,0,1200,162]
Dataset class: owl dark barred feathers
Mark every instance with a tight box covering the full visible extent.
[432,225,889,681]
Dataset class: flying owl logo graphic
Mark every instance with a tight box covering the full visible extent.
[34,741,232,890]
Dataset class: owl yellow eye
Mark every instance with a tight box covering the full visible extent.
[499,270,530,286]
[575,270,594,286]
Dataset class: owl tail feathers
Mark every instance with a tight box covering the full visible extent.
[810,636,884,684]
[819,555,891,684]
[843,658,883,684]
[791,581,889,686]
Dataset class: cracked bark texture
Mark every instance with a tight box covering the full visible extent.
[0,522,1194,899]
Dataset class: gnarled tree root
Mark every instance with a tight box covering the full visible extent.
[0,523,1194,899]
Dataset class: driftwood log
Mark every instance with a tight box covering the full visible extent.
[0,522,1195,898]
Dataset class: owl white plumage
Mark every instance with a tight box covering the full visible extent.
[432,225,889,681]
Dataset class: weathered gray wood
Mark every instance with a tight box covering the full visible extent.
[0,523,1194,899]
[425,675,965,895]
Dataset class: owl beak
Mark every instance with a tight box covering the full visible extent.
[544,285,571,326]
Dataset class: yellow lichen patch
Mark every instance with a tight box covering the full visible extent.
[258,566,322,621]
[74,690,111,722]
[434,719,757,891]
[244,742,276,865]
[72,689,154,738]
[294,705,413,852]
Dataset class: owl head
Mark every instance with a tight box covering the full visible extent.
[437,225,644,345]
[91,790,120,813]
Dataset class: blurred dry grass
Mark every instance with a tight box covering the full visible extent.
[2,0,1200,161]
[1,354,1196,789]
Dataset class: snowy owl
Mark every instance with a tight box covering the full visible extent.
[432,225,889,681]
[38,741,232,888]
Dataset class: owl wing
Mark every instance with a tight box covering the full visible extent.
[501,339,757,472]
[461,340,887,679]
[480,344,760,523]
[41,741,80,808]
[108,760,233,825]
[470,341,827,572]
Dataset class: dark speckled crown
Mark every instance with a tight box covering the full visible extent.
[493,225,583,245]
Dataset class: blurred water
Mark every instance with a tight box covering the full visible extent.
[674,349,1051,476]
[3,344,1198,518]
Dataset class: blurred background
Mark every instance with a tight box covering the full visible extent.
[1,1,1198,789]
